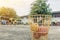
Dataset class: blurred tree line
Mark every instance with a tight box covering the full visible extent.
[0,7,17,18]
[0,7,18,20]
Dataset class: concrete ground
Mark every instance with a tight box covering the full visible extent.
[0,25,60,40]
[48,26,60,40]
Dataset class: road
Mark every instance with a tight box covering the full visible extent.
[0,25,60,40]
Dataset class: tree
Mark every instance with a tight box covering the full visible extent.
[30,0,51,15]
[0,7,17,18]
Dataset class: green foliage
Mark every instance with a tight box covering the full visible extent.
[30,0,51,15]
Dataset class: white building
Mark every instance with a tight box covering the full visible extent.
[20,15,29,24]
[20,12,60,26]
[52,11,60,26]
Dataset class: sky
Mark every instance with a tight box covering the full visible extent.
[0,0,60,16]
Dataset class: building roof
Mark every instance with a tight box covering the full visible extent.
[52,11,60,17]
[52,11,60,14]
[20,15,28,18]
[20,11,60,18]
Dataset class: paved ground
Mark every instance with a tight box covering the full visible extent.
[48,26,60,40]
[0,25,60,40]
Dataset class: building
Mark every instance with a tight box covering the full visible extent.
[20,15,29,25]
[52,11,60,26]
[20,11,60,26]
